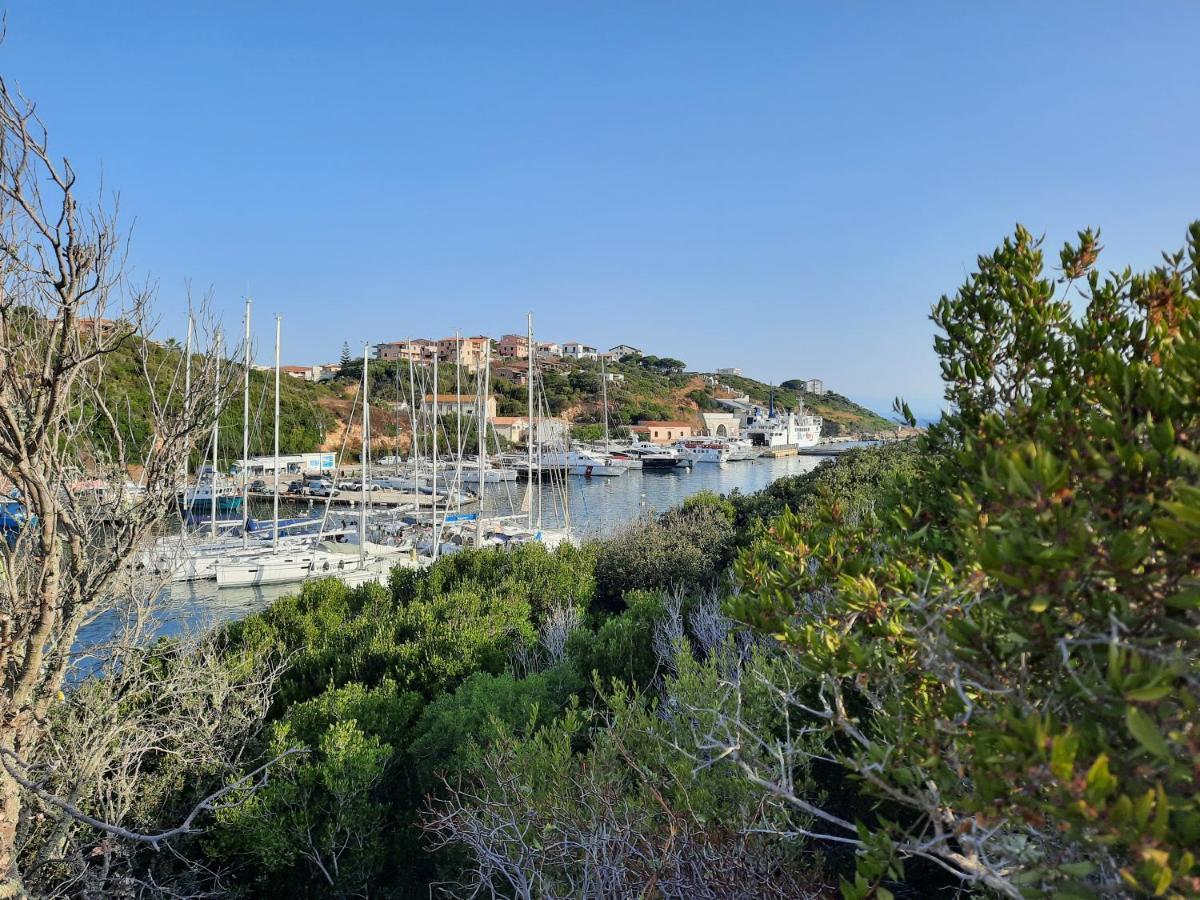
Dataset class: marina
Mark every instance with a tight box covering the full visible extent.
[77,449,846,651]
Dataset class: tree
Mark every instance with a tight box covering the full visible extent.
[725,223,1200,897]
[0,72,243,896]
[340,341,352,369]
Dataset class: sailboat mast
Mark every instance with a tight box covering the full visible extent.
[526,313,534,530]
[408,353,418,478]
[272,316,281,549]
[360,343,370,555]
[455,330,463,514]
[476,340,490,546]
[601,353,609,453]
[182,316,192,512]
[211,329,221,539]
[431,350,440,558]
[241,298,252,548]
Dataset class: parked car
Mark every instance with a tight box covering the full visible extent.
[248,479,267,493]
[338,480,382,492]
[304,480,339,497]
[287,480,305,495]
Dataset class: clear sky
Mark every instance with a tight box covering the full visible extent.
[3,2,1197,417]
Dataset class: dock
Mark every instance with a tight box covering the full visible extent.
[763,444,860,458]
[246,489,476,510]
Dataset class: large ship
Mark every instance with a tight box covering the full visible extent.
[743,398,823,449]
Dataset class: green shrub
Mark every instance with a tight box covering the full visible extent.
[731,223,1200,897]
[408,664,581,792]
[567,590,665,691]
[591,493,735,612]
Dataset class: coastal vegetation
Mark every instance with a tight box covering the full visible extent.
[2,66,1196,900]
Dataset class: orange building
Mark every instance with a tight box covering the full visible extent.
[632,421,695,444]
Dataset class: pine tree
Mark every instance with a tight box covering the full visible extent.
[340,341,351,369]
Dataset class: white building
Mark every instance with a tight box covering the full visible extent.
[562,342,599,360]
[604,372,625,384]
[422,394,499,419]
[804,378,826,396]
[716,367,742,377]
[489,416,570,446]
[231,452,337,478]
[702,411,741,438]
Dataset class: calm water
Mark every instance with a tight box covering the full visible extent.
[76,451,841,652]
[473,452,827,535]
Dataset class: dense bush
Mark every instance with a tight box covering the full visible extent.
[732,223,1200,897]
[727,441,920,545]
[590,491,735,612]
[424,643,827,899]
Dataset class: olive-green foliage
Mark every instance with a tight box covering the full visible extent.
[425,644,824,897]
[569,421,630,442]
[87,335,332,464]
[206,544,598,896]
[213,679,424,898]
[727,442,920,548]
[732,223,1200,897]
[407,664,582,792]
[392,540,596,622]
[567,589,665,690]
[590,491,736,612]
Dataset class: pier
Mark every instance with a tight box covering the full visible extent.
[246,489,477,510]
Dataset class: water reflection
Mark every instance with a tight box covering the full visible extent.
[82,452,837,649]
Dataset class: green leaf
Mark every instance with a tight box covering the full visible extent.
[1084,754,1117,802]
[1126,707,1170,759]
[1050,730,1079,781]
[1164,586,1200,610]
[1124,684,1172,702]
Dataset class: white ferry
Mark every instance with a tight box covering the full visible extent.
[673,439,732,464]
[744,402,823,449]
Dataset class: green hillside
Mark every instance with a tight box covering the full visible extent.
[92,337,343,468]
[344,353,893,439]
[98,340,891,470]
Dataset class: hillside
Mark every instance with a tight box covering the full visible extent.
[343,354,893,440]
[92,338,401,468]
[99,341,891,470]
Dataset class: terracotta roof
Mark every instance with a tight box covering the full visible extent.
[634,420,693,428]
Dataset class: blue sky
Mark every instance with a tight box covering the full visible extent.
[3,2,1197,417]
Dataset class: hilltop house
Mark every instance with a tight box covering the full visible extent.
[376,339,437,364]
[422,394,498,419]
[608,344,641,360]
[437,335,491,371]
[562,342,599,360]
[536,341,561,359]
[280,363,342,382]
[716,367,742,377]
[632,420,695,444]
[496,334,529,359]
[803,378,826,395]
